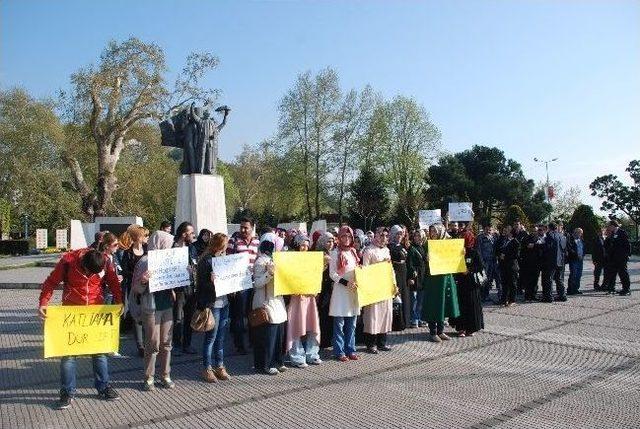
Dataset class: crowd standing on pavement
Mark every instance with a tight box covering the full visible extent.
[37,215,632,410]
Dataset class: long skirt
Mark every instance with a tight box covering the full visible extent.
[450,273,484,334]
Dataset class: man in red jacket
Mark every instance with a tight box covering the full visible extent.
[38,248,123,410]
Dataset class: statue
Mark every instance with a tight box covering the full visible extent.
[160,103,230,174]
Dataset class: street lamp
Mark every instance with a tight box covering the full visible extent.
[534,157,558,221]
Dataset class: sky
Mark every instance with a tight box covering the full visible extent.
[2,0,639,211]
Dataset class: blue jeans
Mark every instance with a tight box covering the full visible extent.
[332,316,356,358]
[289,334,320,364]
[202,304,230,368]
[410,290,424,324]
[60,354,109,396]
[568,259,584,293]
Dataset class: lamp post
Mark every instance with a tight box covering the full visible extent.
[534,157,558,222]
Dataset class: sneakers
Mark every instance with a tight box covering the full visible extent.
[429,334,442,343]
[409,322,419,329]
[378,345,392,352]
[266,367,279,375]
[366,346,378,354]
[276,365,287,373]
[203,367,218,383]
[419,321,428,328]
[308,358,322,365]
[98,385,120,401]
[293,362,309,368]
[57,392,73,410]
[214,366,230,381]
[142,377,155,391]
[160,377,175,389]
[438,333,451,341]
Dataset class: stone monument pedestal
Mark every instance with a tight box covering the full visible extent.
[175,174,228,235]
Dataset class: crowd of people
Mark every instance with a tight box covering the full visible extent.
[37,216,632,410]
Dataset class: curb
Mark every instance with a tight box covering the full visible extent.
[0,282,41,289]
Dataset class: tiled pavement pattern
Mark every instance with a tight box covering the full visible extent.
[1,261,639,428]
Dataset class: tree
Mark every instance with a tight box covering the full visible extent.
[278,68,341,221]
[426,145,551,225]
[590,160,640,239]
[348,166,389,231]
[60,37,220,220]
[547,182,582,222]
[566,204,603,253]
[503,205,531,229]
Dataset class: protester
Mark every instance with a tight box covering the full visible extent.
[603,220,632,295]
[567,228,585,295]
[361,227,395,354]
[89,231,106,249]
[122,225,149,356]
[592,228,606,291]
[329,226,361,361]
[131,231,177,391]
[286,234,322,367]
[389,224,411,330]
[521,224,545,301]
[450,228,484,336]
[38,248,122,409]
[498,225,519,306]
[172,221,197,355]
[160,221,172,234]
[98,232,123,305]
[227,217,260,355]
[252,232,288,375]
[541,222,568,302]
[315,232,335,349]
[476,224,500,301]
[447,222,460,238]
[196,232,232,382]
[422,224,460,343]
[406,229,427,328]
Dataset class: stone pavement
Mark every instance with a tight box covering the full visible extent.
[0,261,639,429]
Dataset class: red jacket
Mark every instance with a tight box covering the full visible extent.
[39,248,122,307]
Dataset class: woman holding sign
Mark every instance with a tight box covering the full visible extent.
[196,232,232,382]
[131,230,176,391]
[329,226,361,362]
[252,233,288,375]
[286,234,322,367]
[361,227,396,354]
[422,224,460,343]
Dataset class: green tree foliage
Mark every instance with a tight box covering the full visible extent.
[566,204,603,253]
[590,160,640,239]
[348,166,389,231]
[426,145,551,225]
[503,205,531,229]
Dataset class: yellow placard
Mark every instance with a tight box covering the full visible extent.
[355,262,395,307]
[273,251,323,296]
[427,239,467,275]
[44,305,121,358]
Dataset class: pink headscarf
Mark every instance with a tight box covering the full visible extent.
[337,226,359,275]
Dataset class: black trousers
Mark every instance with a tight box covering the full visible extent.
[500,267,517,304]
[521,263,540,299]
[604,262,631,292]
[253,322,284,372]
[593,262,604,288]
[173,289,195,349]
[541,266,566,299]
[364,333,387,348]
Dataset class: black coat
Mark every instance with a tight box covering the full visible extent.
[606,229,631,265]
[498,238,520,271]
[195,255,216,310]
[592,236,606,264]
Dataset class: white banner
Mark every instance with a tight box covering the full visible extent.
[418,209,441,229]
[212,253,253,297]
[36,229,48,249]
[448,202,474,222]
[55,229,68,250]
[148,247,191,292]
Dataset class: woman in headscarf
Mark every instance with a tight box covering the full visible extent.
[361,227,396,353]
[286,234,322,367]
[406,229,428,328]
[329,226,361,362]
[315,232,335,349]
[252,232,288,375]
[389,225,411,330]
[450,226,485,336]
[422,224,461,343]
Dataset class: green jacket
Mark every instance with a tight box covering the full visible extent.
[421,240,460,322]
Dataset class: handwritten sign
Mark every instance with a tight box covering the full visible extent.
[212,253,253,296]
[148,246,191,292]
[448,202,474,222]
[427,239,467,275]
[310,219,327,234]
[273,252,323,296]
[355,262,396,307]
[418,209,442,229]
[55,229,68,250]
[44,304,121,358]
[36,229,48,249]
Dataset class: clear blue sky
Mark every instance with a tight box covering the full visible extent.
[2,0,639,210]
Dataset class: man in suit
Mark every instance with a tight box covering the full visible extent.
[512,219,528,296]
[521,224,545,301]
[541,222,568,302]
[604,220,632,296]
[567,228,585,295]
[592,228,606,291]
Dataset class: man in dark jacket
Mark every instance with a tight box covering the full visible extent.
[567,228,585,295]
[592,228,606,290]
[476,224,501,301]
[521,224,545,301]
[540,222,568,302]
[498,226,520,306]
[604,220,632,295]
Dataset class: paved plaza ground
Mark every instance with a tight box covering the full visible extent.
[1,258,639,429]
